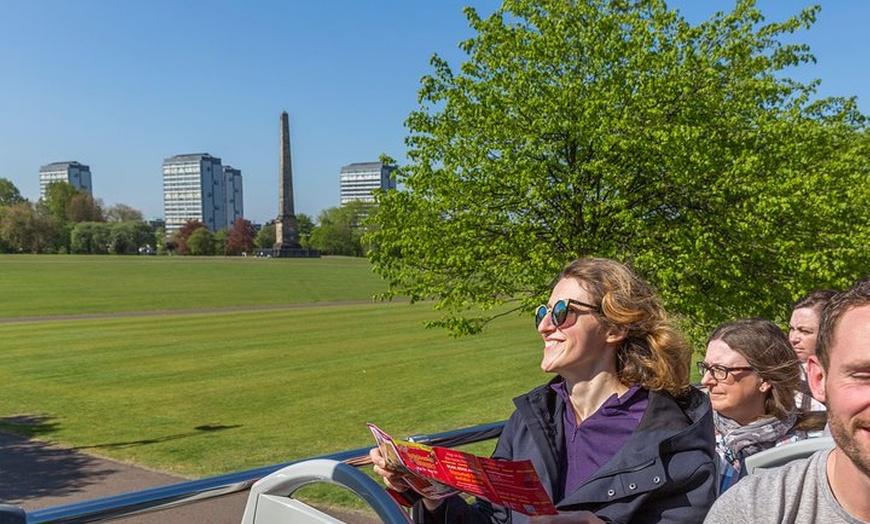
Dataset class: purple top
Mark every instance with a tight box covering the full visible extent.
[552,382,649,494]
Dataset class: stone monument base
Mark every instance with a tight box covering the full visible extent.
[272,244,321,258]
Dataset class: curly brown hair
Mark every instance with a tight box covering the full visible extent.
[558,258,691,396]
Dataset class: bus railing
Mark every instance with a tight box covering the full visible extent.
[23,421,506,524]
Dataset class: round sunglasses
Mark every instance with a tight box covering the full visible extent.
[535,298,600,328]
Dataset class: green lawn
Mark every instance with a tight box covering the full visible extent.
[0,255,544,481]
[0,255,388,317]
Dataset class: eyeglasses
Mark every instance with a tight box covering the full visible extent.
[535,298,599,328]
[696,361,755,381]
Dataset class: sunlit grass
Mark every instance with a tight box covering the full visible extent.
[0,256,544,482]
[0,254,386,317]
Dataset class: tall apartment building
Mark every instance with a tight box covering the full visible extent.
[38,161,93,199]
[339,162,396,206]
[162,153,243,234]
[223,165,244,227]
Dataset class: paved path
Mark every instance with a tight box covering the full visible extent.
[0,432,378,523]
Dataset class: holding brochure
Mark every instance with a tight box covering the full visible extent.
[369,259,718,523]
[367,423,557,516]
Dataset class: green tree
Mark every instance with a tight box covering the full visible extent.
[187,227,216,256]
[70,222,111,254]
[214,228,229,256]
[109,221,155,254]
[0,178,26,253]
[38,182,103,253]
[173,220,206,255]
[254,222,276,249]
[310,201,371,256]
[366,0,869,337]
[40,182,79,224]
[0,202,59,253]
[296,213,315,249]
[0,178,25,207]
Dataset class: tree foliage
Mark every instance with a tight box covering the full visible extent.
[254,222,276,249]
[0,178,25,207]
[70,221,155,254]
[187,227,217,256]
[110,221,155,254]
[105,203,144,222]
[366,0,869,337]
[70,222,111,254]
[226,218,257,255]
[310,201,371,256]
[296,213,315,249]
[173,220,206,255]
[41,182,79,223]
[40,181,104,224]
[66,193,104,223]
[0,202,59,253]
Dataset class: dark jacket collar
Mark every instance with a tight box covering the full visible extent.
[513,378,714,505]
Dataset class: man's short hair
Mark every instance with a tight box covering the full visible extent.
[816,280,870,369]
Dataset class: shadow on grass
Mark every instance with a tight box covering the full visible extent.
[72,424,243,451]
[0,414,117,502]
[0,416,241,504]
[0,414,60,437]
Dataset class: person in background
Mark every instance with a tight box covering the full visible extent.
[704,280,870,523]
[700,318,808,492]
[371,257,717,524]
[788,289,838,412]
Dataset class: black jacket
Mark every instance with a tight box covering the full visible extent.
[414,381,717,524]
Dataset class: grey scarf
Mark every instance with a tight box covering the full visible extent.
[714,411,799,460]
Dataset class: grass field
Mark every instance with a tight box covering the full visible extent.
[0,255,544,484]
[0,255,390,317]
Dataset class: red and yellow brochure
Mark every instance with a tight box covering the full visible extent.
[368,423,557,516]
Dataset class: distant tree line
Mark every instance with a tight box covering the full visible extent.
[0,179,156,254]
[168,199,375,257]
[0,178,375,257]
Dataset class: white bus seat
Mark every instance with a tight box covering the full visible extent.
[744,436,835,475]
[240,459,412,524]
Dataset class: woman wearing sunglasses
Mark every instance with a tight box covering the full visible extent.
[700,318,810,493]
[371,257,717,524]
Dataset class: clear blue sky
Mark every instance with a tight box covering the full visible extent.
[1,1,866,224]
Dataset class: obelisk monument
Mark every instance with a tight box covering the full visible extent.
[273,111,300,256]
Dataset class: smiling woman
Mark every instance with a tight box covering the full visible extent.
[370,257,718,524]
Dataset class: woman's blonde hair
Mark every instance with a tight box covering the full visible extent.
[707,318,801,420]
[559,258,691,396]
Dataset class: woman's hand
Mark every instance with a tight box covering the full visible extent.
[532,511,606,524]
[369,447,412,492]
[369,447,444,511]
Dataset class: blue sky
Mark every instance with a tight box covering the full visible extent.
[1,1,866,224]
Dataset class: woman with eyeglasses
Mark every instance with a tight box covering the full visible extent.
[370,258,717,524]
[700,318,809,493]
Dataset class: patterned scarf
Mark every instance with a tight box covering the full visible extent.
[714,411,799,462]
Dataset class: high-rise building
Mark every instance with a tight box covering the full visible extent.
[162,153,243,234]
[38,161,93,199]
[339,162,396,206]
[223,165,244,227]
